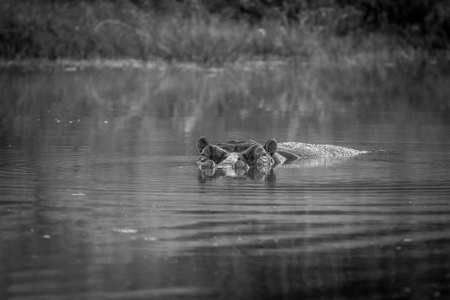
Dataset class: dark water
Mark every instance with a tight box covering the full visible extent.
[1,65,450,299]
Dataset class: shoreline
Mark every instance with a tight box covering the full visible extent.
[1,51,449,73]
[0,58,295,72]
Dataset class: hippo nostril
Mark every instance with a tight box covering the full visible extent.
[235,160,247,169]
[200,160,216,169]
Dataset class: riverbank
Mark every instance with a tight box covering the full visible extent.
[1,0,449,67]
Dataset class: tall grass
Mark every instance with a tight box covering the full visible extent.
[0,0,448,65]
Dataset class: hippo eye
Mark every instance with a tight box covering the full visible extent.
[255,150,265,158]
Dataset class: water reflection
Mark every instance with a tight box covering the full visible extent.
[197,167,277,183]
[2,63,449,148]
[1,65,450,299]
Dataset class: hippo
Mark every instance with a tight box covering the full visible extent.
[196,136,367,176]
[197,137,287,172]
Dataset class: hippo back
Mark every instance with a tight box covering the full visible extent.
[278,142,367,158]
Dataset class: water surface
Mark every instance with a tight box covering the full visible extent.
[1,65,450,299]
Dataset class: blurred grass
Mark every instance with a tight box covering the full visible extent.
[1,0,449,66]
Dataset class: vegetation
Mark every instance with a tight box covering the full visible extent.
[1,1,449,141]
[0,0,449,65]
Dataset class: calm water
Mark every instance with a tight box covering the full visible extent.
[1,64,450,299]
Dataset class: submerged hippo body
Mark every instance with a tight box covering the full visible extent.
[196,136,367,176]
[277,141,367,159]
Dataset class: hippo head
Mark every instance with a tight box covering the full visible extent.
[196,137,277,173]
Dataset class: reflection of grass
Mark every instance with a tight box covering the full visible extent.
[1,0,447,67]
[1,61,448,146]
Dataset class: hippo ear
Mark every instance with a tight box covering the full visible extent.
[196,136,210,153]
[263,138,277,156]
